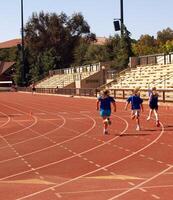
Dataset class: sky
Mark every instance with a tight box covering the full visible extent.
[0,0,173,42]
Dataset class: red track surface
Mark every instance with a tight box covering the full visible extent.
[0,92,172,200]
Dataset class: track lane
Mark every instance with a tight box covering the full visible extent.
[0,93,172,200]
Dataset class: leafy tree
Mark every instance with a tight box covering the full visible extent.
[84,44,109,63]
[111,26,133,69]
[105,35,121,61]
[23,11,94,84]
[73,39,89,65]
[119,26,133,65]
[41,48,57,75]
[159,40,173,53]
[157,27,173,44]
[0,47,17,61]
[132,34,158,55]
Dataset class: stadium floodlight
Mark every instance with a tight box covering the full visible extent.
[113,19,120,31]
[20,0,25,85]
[113,0,124,36]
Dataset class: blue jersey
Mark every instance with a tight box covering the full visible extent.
[127,95,143,110]
[98,96,115,110]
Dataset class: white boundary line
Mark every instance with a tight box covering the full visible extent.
[16,119,164,200]
[108,165,173,200]
[0,114,126,181]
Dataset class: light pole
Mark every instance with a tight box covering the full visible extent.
[113,0,124,37]
[21,0,25,85]
[120,0,124,36]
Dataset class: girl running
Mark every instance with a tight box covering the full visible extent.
[97,89,116,134]
[147,87,160,127]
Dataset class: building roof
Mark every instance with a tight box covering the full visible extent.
[95,37,107,45]
[0,39,21,49]
[0,61,15,75]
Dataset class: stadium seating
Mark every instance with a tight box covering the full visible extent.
[36,63,101,88]
[107,64,173,90]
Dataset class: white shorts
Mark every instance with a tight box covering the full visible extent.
[131,109,140,117]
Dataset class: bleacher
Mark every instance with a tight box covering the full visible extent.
[107,64,173,90]
[36,63,101,88]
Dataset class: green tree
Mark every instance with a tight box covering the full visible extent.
[84,44,109,63]
[73,39,89,65]
[41,48,57,75]
[110,27,133,69]
[105,35,121,61]
[132,34,158,56]
[24,11,93,84]
[157,27,173,44]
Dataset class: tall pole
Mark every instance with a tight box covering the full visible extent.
[21,0,25,85]
[120,0,124,36]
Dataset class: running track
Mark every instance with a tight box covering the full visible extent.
[0,92,172,200]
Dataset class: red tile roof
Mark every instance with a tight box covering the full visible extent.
[0,39,21,49]
[0,61,15,75]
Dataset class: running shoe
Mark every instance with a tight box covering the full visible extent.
[136,125,141,131]
[156,120,160,127]
[107,118,112,125]
[147,116,150,121]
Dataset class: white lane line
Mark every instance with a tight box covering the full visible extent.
[0,114,66,149]
[107,165,173,200]
[1,101,166,200]
[0,114,96,180]
[58,112,67,114]
[33,184,173,196]
[139,188,147,192]
[128,182,135,186]
[67,117,87,120]
[0,113,97,165]
[9,113,23,116]
[151,194,160,199]
[0,124,43,185]
[34,113,46,115]
[14,115,128,200]
[55,193,62,198]
[0,112,11,128]
[80,111,91,114]
[16,118,163,200]
[157,161,164,164]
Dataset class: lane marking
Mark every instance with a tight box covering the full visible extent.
[0,179,55,185]
[152,194,160,199]
[107,165,173,200]
[139,188,147,192]
[55,193,62,198]
[0,101,169,200]
[80,111,91,113]
[9,113,23,116]
[86,175,145,180]
[15,119,163,200]
[37,184,173,195]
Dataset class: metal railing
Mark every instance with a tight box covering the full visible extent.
[18,87,173,103]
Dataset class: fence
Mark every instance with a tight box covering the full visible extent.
[0,81,13,91]
[130,52,173,68]
[19,87,173,103]
[49,63,101,76]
